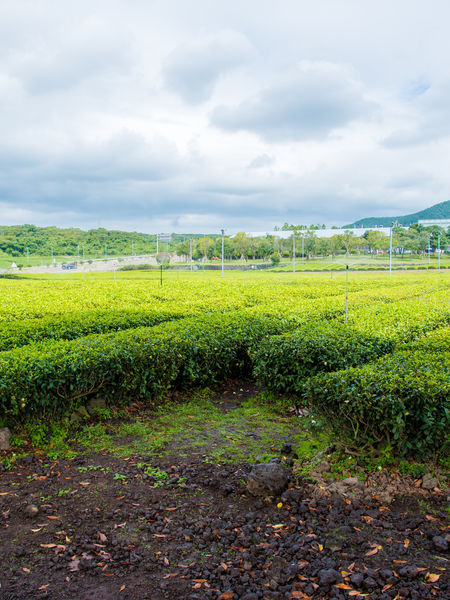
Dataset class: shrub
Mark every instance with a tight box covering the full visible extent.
[302,350,450,457]
[252,322,394,395]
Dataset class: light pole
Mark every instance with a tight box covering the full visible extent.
[292,231,296,272]
[221,229,225,277]
[389,224,393,276]
[438,234,441,272]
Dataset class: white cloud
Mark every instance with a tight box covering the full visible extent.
[0,0,449,232]
[162,30,255,104]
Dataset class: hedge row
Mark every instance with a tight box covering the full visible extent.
[251,322,395,395]
[0,307,319,421]
[302,350,450,456]
[0,308,189,352]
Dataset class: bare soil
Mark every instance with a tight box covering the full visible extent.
[0,385,448,600]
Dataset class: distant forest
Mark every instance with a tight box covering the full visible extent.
[0,225,210,258]
[0,220,448,262]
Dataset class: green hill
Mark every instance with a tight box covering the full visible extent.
[347,200,450,228]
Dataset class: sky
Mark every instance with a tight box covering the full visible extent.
[1,0,449,234]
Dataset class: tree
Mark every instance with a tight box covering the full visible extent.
[198,237,214,260]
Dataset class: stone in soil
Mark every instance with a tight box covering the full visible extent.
[0,427,11,450]
[246,462,290,496]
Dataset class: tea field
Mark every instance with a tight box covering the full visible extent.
[0,270,448,457]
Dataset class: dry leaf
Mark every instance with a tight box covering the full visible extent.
[219,593,234,599]
[40,544,57,548]
[38,584,50,590]
[334,583,353,590]
[404,538,410,549]
[98,532,107,543]
[426,573,441,583]
[22,568,30,574]
[119,585,126,592]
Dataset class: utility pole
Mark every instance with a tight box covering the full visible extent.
[292,231,296,272]
[77,245,79,261]
[156,233,159,254]
[132,241,134,256]
[389,223,393,276]
[26,247,29,265]
[428,234,431,265]
[51,246,53,264]
[82,245,85,260]
[345,265,349,324]
[438,234,441,272]
[189,238,193,271]
[221,229,225,277]
[301,233,304,264]
[105,244,107,259]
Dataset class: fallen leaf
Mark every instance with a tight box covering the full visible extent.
[163,573,178,578]
[219,593,234,599]
[38,584,50,590]
[365,547,379,556]
[40,544,57,548]
[334,583,353,590]
[382,584,393,592]
[426,573,441,583]
[98,532,107,543]
[22,568,30,574]
[119,585,126,592]
[404,538,410,549]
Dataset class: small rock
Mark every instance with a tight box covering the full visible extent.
[0,427,11,450]
[319,568,342,586]
[316,460,331,473]
[432,535,448,552]
[24,504,39,518]
[246,463,290,497]
[422,474,439,490]
[341,477,364,490]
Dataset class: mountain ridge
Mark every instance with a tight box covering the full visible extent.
[346,200,450,228]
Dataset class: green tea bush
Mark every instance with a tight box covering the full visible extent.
[303,350,450,456]
[251,322,394,395]
[0,308,316,422]
[0,308,187,351]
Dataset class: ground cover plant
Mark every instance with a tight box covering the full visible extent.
[0,271,449,599]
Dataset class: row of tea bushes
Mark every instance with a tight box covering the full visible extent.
[0,304,336,421]
[251,322,395,396]
[0,308,189,352]
[303,350,449,456]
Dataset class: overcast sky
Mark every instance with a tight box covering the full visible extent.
[1,0,449,233]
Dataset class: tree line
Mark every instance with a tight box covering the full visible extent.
[175,224,449,261]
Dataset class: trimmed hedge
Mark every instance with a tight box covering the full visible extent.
[0,308,188,352]
[0,308,318,422]
[303,350,450,456]
[251,322,395,395]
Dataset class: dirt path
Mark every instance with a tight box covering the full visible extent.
[0,385,448,600]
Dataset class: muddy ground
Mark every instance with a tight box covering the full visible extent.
[0,385,448,600]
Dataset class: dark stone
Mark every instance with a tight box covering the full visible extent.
[432,536,448,552]
[246,463,290,497]
[318,569,342,586]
